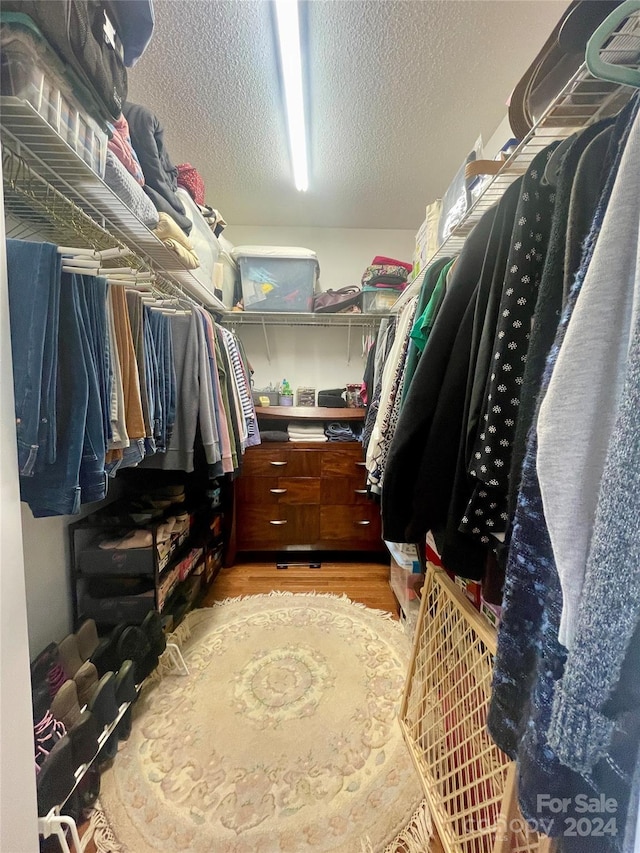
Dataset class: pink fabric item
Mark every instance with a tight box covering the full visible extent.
[177,164,205,206]
[371,255,412,273]
[108,115,145,186]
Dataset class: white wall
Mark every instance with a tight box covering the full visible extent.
[225,226,413,396]
[21,486,121,655]
[234,323,376,397]
[226,225,415,292]
[1,169,39,852]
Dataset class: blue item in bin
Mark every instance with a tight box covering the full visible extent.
[232,246,319,312]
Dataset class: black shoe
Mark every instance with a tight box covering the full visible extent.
[67,710,100,768]
[115,706,133,741]
[90,623,127,677]
[36,735,75,816]
[140,610,166,658]
[117,626,156,683]
[114,659,137,705]
[87,672,119,728]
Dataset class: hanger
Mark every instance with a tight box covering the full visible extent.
[585,0,640,87]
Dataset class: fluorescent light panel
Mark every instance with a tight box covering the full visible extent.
[274,0,308,192]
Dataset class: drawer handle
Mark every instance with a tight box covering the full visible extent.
[354,489,368,495]
[269,460,288,467]
[355,520,371,526]
[355,461,367,468]
[270,488,288,494]
[269,520,288,526]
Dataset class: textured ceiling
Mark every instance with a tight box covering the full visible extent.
[128,0,569,229]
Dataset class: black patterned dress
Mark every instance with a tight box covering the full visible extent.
[459,143,559,543]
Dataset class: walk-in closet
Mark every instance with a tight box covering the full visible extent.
[2,1,640,852]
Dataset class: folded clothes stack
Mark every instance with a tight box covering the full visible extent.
[260,430,290,442]
[154,212,200,269]
[104,151,159,229]
[325,421,361,442]
[287,422,328,443]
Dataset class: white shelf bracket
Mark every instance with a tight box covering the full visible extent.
[38,807,82,853]
[347,319,352,365]
[261,316,272,363]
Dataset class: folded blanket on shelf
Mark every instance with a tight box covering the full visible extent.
[259,430,290,442]
[162,239,199,270]
[288,435,328,443]
[325,421,357,441]
[155,212,194,250]
[104,151,158,228]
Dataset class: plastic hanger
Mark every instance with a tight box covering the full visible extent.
[585,0,640,87]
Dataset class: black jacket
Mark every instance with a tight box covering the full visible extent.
[123,102,192,234]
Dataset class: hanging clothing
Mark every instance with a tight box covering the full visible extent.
[487,94,640,849]
[381,205,497,544]
[460,143,559,542]
[537,106,640,652]
[437,175,524,579]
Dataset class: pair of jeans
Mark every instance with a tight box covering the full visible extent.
[6,240,61,476]
[21,273,88,517]
[75,275,108,504]
[143,305,161,450]
[148,307,175,450]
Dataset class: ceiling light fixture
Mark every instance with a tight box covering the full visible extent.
[274,0,308,192]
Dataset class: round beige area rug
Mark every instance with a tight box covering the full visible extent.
[93,593,430,853]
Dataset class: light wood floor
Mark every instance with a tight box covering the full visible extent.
[203,558,400,614]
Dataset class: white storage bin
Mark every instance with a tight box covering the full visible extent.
[232,245,319,312]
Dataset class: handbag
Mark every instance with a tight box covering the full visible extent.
[313,285,362,314]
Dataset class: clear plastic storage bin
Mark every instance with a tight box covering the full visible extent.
[0,20,107,177]
[232,246,319,312]
[363,287,400,314]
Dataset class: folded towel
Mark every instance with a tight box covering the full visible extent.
[289,436,328,443]
[260,430,289,442]
[287,422,326,435]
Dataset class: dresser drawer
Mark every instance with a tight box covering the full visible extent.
[237,477,321,506]
[321,447,367,477]
[320,504,382,546]
[242,448,322,478]
[320,478,369,505]
[237,505,320,550]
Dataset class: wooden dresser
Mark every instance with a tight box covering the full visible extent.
[234,408,384,554]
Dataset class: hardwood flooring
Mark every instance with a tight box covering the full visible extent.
[203,557,400,615]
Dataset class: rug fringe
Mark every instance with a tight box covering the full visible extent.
[82,802,125,853]
[207,590,404,629]
[145,618,194,684]
[361,799,432,853]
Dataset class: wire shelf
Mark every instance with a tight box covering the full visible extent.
[400,567,547,853]
[394,10,640,315]
[0,98,225,311]
[223,310,389,328]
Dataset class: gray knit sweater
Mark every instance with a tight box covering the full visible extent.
[547,107,640,773]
